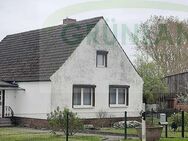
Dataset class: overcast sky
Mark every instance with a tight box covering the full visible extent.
[0,0,188,61]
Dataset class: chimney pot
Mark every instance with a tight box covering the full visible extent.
[63,18,77,24]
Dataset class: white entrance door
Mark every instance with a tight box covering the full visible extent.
[0,91,2,118]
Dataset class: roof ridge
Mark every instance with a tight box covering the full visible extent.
[4,16,103,38]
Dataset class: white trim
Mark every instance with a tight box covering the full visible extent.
[73,105,94,109]
[97,53,106,67]
[109,105,128,108]
[81,88,84,105]
[116,88,119,104]
[96,66,106,68]
[73,87,93,108]
[110,87,127,107]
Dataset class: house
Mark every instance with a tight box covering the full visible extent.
[164,72,188,111]
[0,17,143,127]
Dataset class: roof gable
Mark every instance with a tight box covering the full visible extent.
[0,17,102,81]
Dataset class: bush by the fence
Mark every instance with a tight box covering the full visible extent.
[168,112,188,130]
[47,107,83,135]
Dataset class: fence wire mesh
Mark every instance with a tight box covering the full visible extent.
[0,111,141,141]
[145,109,188,138]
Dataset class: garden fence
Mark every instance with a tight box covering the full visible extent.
[64,111,142,141]
[145,109,187,139]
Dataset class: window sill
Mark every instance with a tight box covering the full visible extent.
[97,66,106,68]
[109,104,128,108]
[73,106,94,109]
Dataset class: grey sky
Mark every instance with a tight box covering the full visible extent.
[0,0,188,60]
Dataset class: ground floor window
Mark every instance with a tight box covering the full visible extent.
[73,85,95,108]
[109,85,129,107]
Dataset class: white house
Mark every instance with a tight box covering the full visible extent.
[0,17,143,126]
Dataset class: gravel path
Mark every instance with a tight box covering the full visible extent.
[102,135,124,141]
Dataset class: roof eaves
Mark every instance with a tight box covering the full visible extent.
[165,71,188,78]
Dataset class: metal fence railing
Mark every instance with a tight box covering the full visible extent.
[145,109,186,139]
[63,111,141,141]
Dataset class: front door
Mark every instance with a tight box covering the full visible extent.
[0,91,2,118]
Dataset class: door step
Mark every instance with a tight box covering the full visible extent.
[0,118,13,127]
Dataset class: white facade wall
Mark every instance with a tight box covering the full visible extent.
[51,19,143,119]
[5,81,51,119]
[4,19,143,120]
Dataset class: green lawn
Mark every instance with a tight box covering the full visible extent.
[161,128,188,138]
[123,139,188,141]
[1,127,188,141]
[0,127,101,141]
[160,139,188,141]
[101,127,188,138]
[0,135,101,141]
[101,128,188,141]
[100,128,137,135]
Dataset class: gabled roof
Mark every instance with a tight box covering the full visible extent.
[0,17,103,82]
[165,71,188,78]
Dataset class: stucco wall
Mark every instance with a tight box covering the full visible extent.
[5,81,51,119]
[51,19,143,119]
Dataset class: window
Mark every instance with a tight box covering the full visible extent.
[109,85,129,107]
[96,51,108,67]
[73,87,81,105]
[73,85,95,108]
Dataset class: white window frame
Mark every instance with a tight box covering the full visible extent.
[73,86,94,109]
[109,86,129,108]
[96,50,108,68]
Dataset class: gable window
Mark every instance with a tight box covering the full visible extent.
[109,85,129,107]
[96,51,108,67]
[73,85,95,108]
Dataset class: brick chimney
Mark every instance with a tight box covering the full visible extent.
[63,18,77,24]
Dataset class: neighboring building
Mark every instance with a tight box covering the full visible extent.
[165,72,188,111]
[0,17,143,127]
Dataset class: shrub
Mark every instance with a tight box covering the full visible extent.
[168,113,182,127]
[168,112,188,131]
[47,107,83,135]
[95,110,108,128]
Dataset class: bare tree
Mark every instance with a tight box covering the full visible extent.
[133,16,188,76]
[95,109,108,128]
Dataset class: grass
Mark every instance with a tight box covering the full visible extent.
[100,128,137,135]
[0,135,101,141]
[161,127,188,138]
[160,139,188,141]
[1,127,188,141]
[101,127,188,141]
[0,127,101,141]
[122,139,188,141]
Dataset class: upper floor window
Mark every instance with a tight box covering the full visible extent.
[96,51,108,67]
[73,85,95,108]
[109,85,129,107]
